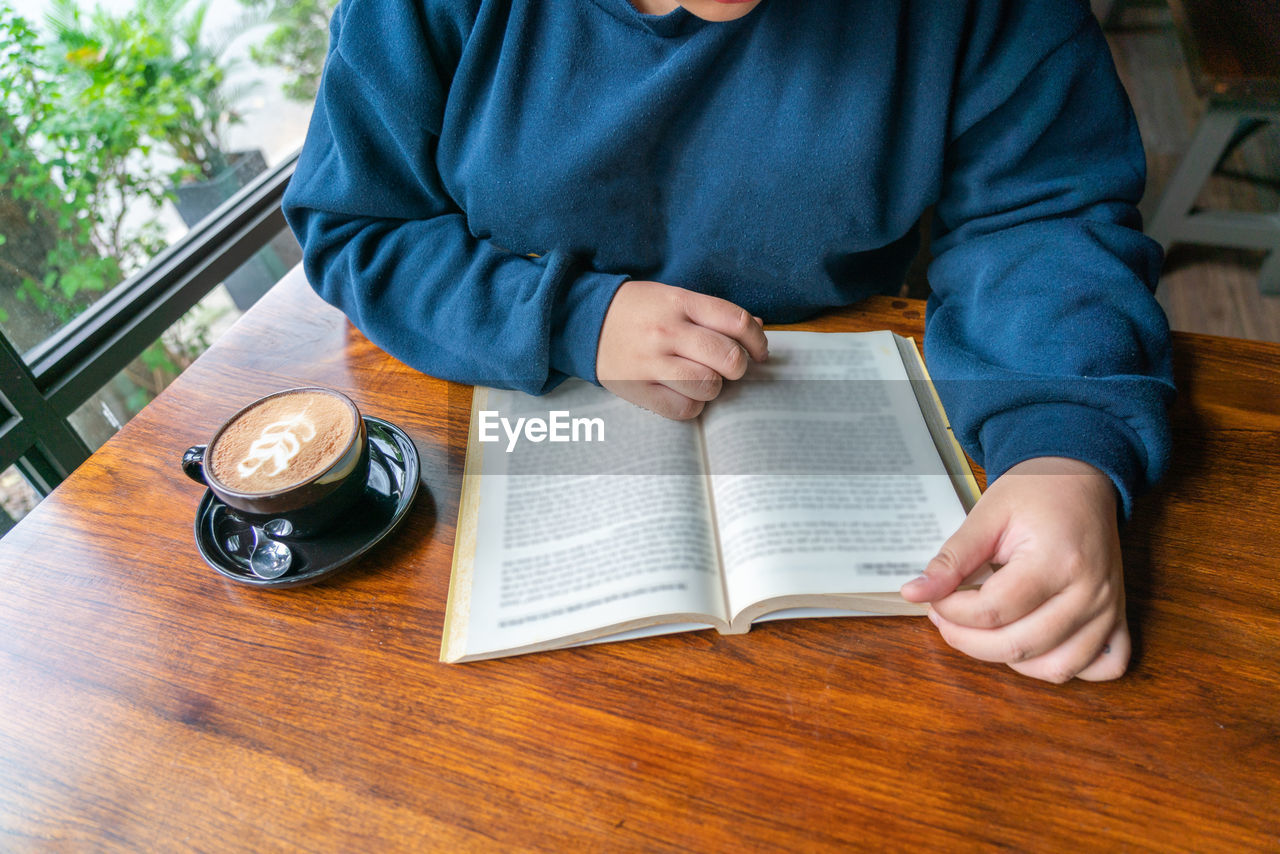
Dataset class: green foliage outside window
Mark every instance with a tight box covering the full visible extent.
[44,0,254,182]
[237,0,337,103]
[1,0,334,430]
[1,0,252,330]
[1,0,334,332]
[0,3,160,328]
[0,0,337,501]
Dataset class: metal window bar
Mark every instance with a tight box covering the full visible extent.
[0,151,298,503]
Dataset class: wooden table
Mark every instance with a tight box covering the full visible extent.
[2,267,1278,851]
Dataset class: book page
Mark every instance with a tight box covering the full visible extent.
[699,331,970,624]
[456,380,728,660]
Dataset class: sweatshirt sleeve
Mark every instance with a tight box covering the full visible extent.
[924,3,1175,517]
[281,0,627,393]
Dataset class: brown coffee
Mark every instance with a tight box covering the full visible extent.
[209,389,358,494]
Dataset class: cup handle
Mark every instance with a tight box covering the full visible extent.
[182,445,209,485]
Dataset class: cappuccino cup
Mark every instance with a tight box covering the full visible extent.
[182,387,370,537]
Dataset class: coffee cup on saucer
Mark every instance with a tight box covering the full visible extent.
[181,387,370,538]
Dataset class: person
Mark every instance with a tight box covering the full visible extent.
[283,0,1175,682]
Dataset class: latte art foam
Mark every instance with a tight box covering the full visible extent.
[237,414,317,479]
[210,390,357,494]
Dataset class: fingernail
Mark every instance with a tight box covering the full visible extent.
[927,609,940,625]
[903,574,928,589]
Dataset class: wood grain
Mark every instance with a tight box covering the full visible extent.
[1,268,1278,851]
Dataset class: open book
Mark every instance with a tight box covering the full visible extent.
[442,330,980,663]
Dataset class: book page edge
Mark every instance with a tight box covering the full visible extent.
[730,592,929,632]
[893,334,983,511]
[449,612,727,663]
[440,385,488,664]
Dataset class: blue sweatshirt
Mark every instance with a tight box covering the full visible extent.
[283,0,1174,515]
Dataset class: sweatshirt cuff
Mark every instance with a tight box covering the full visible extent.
[977,402,1146,519]
[547,268,629,388]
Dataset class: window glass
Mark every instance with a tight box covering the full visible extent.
[0,0,332,355]
[0,464,41,534]
[69,277,246,450]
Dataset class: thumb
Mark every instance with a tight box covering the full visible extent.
[900,502,1003,603]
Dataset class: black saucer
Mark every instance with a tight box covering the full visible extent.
[194,416,421,588]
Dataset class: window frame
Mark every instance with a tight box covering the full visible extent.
[0,152,297,512]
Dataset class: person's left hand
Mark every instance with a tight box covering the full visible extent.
[900,456,1129,683]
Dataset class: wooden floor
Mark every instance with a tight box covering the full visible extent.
[1108,3,1280,341]
[902,3,1280,342]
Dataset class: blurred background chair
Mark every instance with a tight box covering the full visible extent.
[1142,0,1280,295]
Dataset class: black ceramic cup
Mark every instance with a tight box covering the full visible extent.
[182,387,370,538]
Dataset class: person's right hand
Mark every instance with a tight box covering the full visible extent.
[596,280,769,420]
